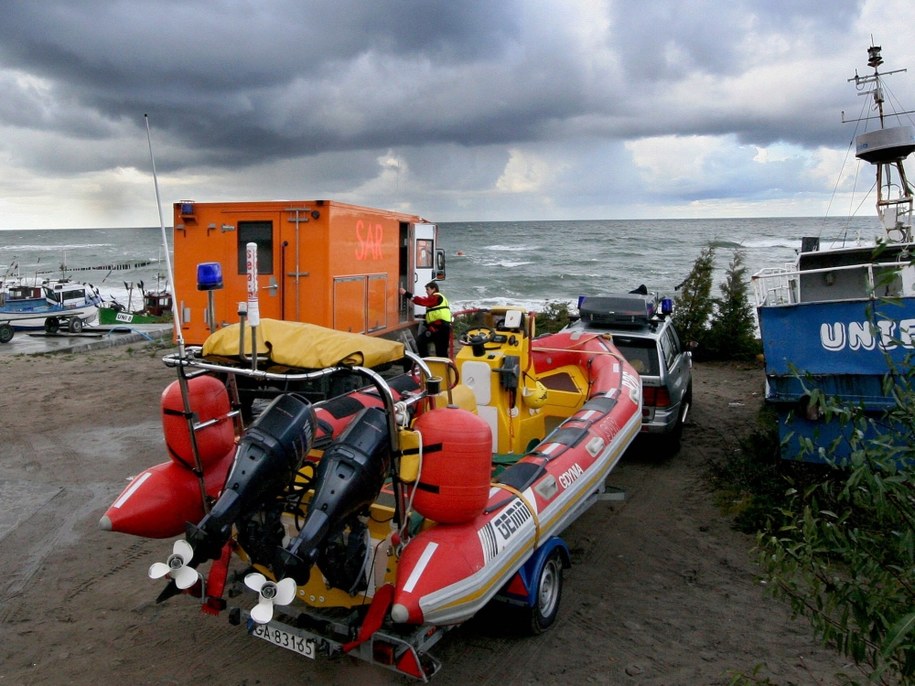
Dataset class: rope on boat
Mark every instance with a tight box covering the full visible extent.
[531,344,626,363]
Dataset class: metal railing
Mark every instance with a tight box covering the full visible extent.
[752,258,915,307]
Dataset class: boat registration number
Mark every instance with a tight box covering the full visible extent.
[250,621,315,659]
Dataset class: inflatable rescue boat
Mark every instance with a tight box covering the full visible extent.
[101,308,641,680]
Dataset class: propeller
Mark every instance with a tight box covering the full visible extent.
[148,539,199,590]
[244,572,297,624]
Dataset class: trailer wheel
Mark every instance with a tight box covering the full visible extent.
[69,317,83,333]
[522,548,563,635]
[44,317,60,334]
[0,323,13,343]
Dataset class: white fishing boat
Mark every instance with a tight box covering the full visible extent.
[0,279,102,343]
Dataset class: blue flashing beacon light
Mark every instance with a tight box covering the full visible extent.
[197,262,223,291]
[660,297,673,316]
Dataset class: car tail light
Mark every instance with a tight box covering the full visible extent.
[642,386,671,408]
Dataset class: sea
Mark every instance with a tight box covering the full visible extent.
[0,217,884,313]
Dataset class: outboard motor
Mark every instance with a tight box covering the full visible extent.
[277,406,391,585]
[186,392,316,562]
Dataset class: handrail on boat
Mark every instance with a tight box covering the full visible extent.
[751,257,914,307]
[162,348,436,453]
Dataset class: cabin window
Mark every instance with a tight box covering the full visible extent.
[237,221,274,275]
[416,239,433,269]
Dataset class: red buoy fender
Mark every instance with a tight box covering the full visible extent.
[411,408,491,524]
[161,376,235,469]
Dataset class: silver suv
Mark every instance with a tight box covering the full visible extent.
[564,293,693,454]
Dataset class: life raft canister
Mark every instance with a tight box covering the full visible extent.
[411,407,491,523]
[161,375,235,469]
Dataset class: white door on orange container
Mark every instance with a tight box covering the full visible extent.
[412,222,437,317]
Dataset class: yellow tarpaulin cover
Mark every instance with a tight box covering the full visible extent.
[202,319,406,369]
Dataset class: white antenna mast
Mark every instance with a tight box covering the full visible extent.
[144,114,185,352]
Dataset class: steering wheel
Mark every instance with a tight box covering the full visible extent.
[459,326,496,346]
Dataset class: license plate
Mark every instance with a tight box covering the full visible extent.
[250,621,315,659]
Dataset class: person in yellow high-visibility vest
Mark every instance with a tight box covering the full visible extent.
[399,281,453,357]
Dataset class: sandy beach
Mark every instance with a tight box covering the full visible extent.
[0,343,855,685]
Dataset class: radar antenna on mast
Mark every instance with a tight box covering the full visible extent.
[845,46,915,241]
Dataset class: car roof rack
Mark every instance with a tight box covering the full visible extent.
[577,293,659,328]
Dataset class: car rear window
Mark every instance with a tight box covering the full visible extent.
[612,336,660,375]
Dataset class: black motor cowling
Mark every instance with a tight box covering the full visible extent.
[276,406,391,585]
[186,392,316,562]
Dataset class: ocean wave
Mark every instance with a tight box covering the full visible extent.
[478,259,533,268]
[5,242,112,252]
[483,244,538,252]
[739,237,801,249]
[707,239,745,249]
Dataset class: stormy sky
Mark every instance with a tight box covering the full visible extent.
[1,0,913,228]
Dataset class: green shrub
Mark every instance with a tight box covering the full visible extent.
[534,300,574,334]
[707,250,761,360]
[674,245,761,361]
[750,382,915,682]
[672,245,715,355]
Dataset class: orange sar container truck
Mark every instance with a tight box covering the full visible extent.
[172,199,446,346]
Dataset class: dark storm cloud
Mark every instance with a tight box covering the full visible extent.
[603,0,871,147]
[0,0,571,170]
[609,0,865,82]
[0,0,912,226]
[0,0,876,170]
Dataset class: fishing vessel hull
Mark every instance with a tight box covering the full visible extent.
[0,303,99,330]
[757,295,915,461]
[97,306,170,325]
